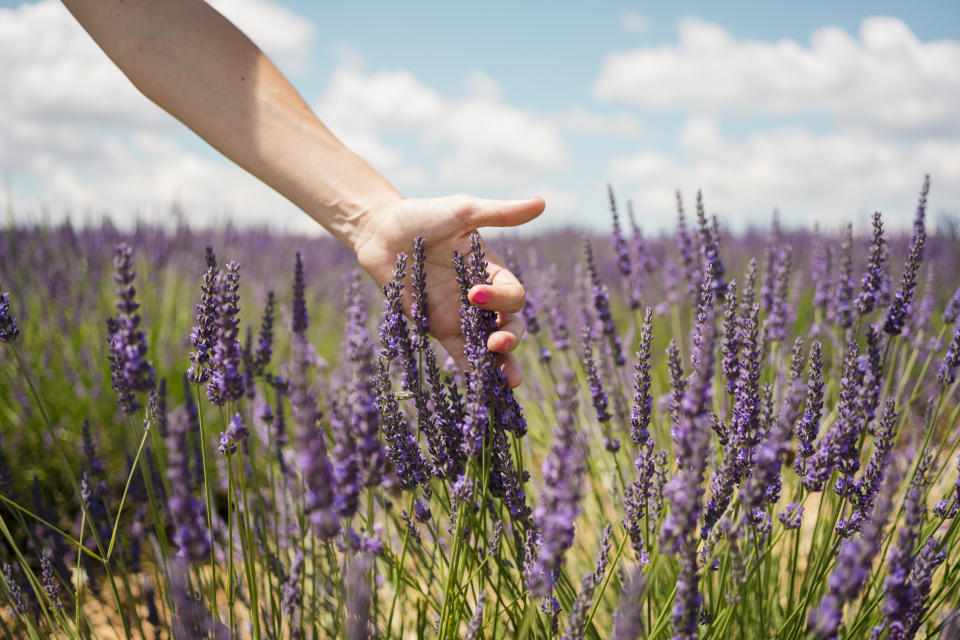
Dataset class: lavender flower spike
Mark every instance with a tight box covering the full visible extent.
[884,175,928,336]
[292,251,308,336]
[0,287,19,343]
[187,247,218,384]
[937,323,960,386]
[528,372,587,597]
[410,235,430,351]
[111,244,157,401]
[630,307,654,445]
[208,262,244,406]
[832,224,855,329]
[880,454,937,639]
[808,471,898,639]
[583,237,626,366]
[794,341,824,471]
[563,524,613,640]
[855,211,887,316]
[661,275,717,640]
[608,184,641,310]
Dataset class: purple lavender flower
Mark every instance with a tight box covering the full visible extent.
[488,411,532,524]
[884,176,929,336]
[675,191,700,299]
[453,236,501,458]
[41,549,62,612]
[808,471,898,639]
[375,356,428,490]
[803,341,865,493]
[165,411,210,563]
[696,191,726,299]
[465,590,486,640]
[766,246,792,342]
[666,339,686,428]
[899,537,946,637]
[625,201,657,276]
[253,290,275,374]
[880,455,935,639]
[2,563,28,617]
[411,235,430,351]
[944,284,960,326]
[794,340,824,471]
[528,372,587,597]
[290,336,341,540]
[110,244,157,403]
[624,439,661,559]
[836,398,898,538]
[148,378,169,438]
[611,565,646,640]
[855,211,887,316]
[937,323,960,386]
[329,402,360,519]
[0,288,19,343]
[380,253,407,361]
[582,323,612,425]
[421,348,459,479]
[217,431,235,456]
[505,251,542,339]
[344,554,373,640]
[207,262,244,405]
[630,307,654,445]
[81,418,105,478]
[187,247,218,385]
[738,337,807,515]
[226,413,248,446]
[661,277,717,638]
[720,279,740,395]
[831,224,855,329]
[812,238,833,316]
[292,251,308,336]
[563,524,612,640]
[584,237,626,366]
[344,272,386,486]
[778,502,804,529]
[730,301,762,468]
[609,184,642,309]
[543,264,570,350]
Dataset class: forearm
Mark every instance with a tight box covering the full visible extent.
[61,0,399,250]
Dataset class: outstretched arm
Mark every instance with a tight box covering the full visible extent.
[62,0,544,386]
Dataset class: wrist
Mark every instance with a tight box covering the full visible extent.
[301,147,403,255]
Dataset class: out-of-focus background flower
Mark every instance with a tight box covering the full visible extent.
[0,0,958,233]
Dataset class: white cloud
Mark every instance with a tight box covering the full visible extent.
[620,12,649,34]
[316,61,569,192]
[610,118,960,232]
[555,107,641,136]
[0,0,313,229]
[208,0,315,72]
[462,71,502,102]
[594,16,960,135]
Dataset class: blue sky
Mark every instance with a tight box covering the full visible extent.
[1,0,958,235]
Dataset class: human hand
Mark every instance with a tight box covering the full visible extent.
[353,195,546,388]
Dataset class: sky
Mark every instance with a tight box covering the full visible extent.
[1,0,959,235]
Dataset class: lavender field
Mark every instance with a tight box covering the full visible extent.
[2,179,960,639]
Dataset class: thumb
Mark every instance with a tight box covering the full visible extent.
[468,196,545,229]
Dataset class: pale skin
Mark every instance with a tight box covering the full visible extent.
[62,0,544,387]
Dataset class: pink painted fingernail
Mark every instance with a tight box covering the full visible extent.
[472,289,490,305]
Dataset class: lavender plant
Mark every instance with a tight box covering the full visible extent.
[0,177,958,640]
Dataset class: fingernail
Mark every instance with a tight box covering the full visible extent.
[472,289,490,305]
[494,336,511,351]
